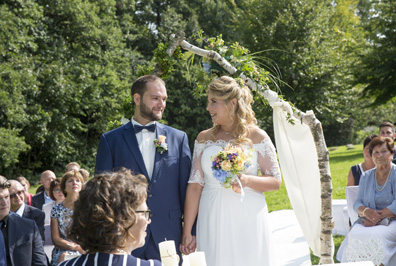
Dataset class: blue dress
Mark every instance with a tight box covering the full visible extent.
[57,252,163,266]
[337,165,396,265]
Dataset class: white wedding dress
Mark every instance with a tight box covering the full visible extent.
[189,138,281,266]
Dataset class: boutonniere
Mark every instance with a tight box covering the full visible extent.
[154,135,168,154]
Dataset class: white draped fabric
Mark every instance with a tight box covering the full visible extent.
[272,104,323,256]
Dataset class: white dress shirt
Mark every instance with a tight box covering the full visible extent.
[44,190,54,205]
[15,202,25,217]
[132,118,156,179]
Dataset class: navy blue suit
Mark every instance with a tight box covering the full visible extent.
[7,213,47,266]
[32,191,45,210]
[23,204,46,242]
[95,121,191,261]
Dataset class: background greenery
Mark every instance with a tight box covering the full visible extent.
[1,0,395,182]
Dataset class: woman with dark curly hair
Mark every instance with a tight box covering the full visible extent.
[58,169,162,266]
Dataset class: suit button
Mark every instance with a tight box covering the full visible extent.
[148,194,153,198]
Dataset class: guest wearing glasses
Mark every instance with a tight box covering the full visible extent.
[338,137,396,265]
[8,180,45,242]
[0,175,47,266]
[58,169,162,266]
[42,178,65,225]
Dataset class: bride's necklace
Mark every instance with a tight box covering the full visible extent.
[375,167,391,192]
[222,128,233,135]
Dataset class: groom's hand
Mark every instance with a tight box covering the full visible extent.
[180,235,196,255]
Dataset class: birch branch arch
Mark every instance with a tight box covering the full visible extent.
[163,32,334,264]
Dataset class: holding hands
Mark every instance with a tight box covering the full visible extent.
[180,234,196,255]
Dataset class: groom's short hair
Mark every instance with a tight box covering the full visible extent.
[131,75,165,98]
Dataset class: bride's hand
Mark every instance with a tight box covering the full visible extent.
[231,174,247,193]
[232,184,241,193]
[180,234,196,255]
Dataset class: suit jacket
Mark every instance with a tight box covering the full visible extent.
[7,213,47,266]
[31,191,45,210]
[95,122,191,256]
[23,204,46,242]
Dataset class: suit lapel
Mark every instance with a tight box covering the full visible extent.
[152,123,167,181]
[22,205,29,219]
[122,122,150,179]
[7,215,17,252]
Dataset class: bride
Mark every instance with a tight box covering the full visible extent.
[180,76,282,266]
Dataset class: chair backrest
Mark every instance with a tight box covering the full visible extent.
[345,186,359,225]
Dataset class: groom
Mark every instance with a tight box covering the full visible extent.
[95,75,191,261]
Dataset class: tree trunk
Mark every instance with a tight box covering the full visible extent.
[303,111,334,264]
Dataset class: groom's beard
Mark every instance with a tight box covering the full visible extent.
[140,102,163,121]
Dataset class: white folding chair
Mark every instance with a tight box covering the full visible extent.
[345,186,359,225]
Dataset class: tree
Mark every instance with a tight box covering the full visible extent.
[0,0,144,178]
[355,0,396,105]
[0,0,42,176]
[229,0,367,145]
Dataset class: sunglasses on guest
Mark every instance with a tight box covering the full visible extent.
[10,190,24,199]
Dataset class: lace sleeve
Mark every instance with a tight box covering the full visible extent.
[253,138,282,180]
[188,140,205,186]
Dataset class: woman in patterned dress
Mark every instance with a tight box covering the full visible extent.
[50,170,85,265]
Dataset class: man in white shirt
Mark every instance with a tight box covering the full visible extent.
[0,175,47,266]
[96,75,192,264]
[9,180,45,242]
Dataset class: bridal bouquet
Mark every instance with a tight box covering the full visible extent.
[211,144,252,190]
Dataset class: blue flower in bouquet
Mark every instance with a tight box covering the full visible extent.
[213,169,228,183]
[211,144,253,189]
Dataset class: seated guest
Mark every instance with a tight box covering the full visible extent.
[337,136,396,265]
[378,121,396,163]
[0,175,47,266]
[51,170,85,266]
[42,178,65,225]
[65,162,80,173]
[347,134,377,186]
[58,169,162,266]
[16,176,34,206]
[33,170,56,210]
[8,180,45,242]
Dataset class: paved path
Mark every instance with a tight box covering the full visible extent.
[269,209,312,266]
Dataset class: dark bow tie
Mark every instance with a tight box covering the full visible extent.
[134,124,156,133]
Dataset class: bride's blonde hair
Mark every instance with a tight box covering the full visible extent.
[207,76,257,144]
